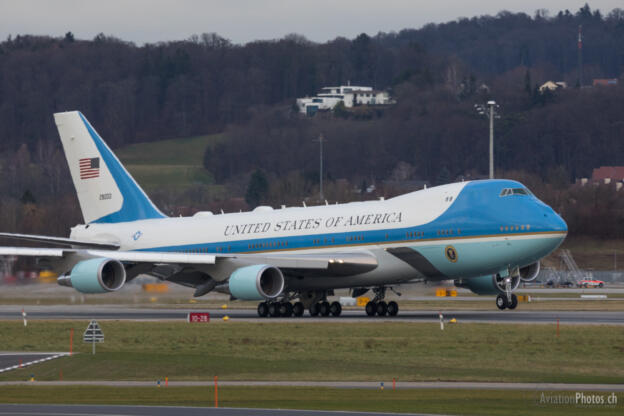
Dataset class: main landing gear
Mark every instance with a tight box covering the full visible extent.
[256,287,401,318]
[364,287,399,317]
[256,300,342,317]
[309,300,342,317]
[257,301,306,317]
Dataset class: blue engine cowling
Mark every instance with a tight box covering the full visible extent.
[519,262,540,282]
[61,258,126,294]
[229,265,285,300]
[454,273,521,295]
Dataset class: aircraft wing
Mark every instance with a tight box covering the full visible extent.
[0,246,375,270]
[0,245,378,291]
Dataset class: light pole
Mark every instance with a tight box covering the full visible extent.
[315,133,325,201]
[474,101,500,179]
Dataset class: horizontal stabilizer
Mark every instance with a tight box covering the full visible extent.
[0,232,119,250]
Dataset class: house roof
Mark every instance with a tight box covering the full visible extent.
[592,166,624,181]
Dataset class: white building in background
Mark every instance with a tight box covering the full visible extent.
[296,85,393,115]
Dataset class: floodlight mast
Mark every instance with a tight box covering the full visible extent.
[474,101,500,179]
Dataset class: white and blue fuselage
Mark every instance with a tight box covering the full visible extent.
[70,179,567,290]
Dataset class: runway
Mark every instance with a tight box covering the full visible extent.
[0,305,623,324]
[0,404,430,416]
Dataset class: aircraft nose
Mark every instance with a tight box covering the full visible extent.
[547,210,568,233]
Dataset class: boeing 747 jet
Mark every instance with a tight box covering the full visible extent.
[0,112,568,316]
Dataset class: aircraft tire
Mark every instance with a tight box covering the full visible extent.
[293,302,305,317]
[280,302,293,317]
[496,294,508,310]
[309,303,320,317]
[320,301,331,317]
[257,302,269,317]
[508,294,518,310]
[330,301,342,317]
[376,301,388,316]
[365,301,376,316]
[268,302,281,317]
[387,301,399,316]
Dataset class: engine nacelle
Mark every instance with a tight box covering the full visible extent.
[519,262,540,282]
[229,265,285,300]
[455,274,520,295]
[61,258,126,294]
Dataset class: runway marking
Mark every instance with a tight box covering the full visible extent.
[0,353,70,374]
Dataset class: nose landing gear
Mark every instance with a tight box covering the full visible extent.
[494,273,519,310]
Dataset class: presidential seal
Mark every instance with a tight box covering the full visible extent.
[445,245,458,263]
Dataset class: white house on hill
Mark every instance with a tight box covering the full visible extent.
[297,85,393,115]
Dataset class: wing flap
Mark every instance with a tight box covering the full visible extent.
[0,247,65,257]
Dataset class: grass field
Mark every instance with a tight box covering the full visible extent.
[0,321,622,384]
[114,133,223,191]
[0,386,621,415]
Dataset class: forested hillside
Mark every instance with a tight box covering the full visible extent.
[0,4,623,237]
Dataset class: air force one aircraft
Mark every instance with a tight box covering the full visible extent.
[0,111,567,317]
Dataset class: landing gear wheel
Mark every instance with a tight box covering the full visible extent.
[330,301,342,317]
[376,301,388,316]
[268,302,281,317]
[496,294,508,310]
[279,302,293,317]
[309,303,320,317]
[320,301,331,317]
[387,301,399,316]
[293,302,305,317]
[508,294,518,310]
[257,302,268,317]
[365,301,376,316]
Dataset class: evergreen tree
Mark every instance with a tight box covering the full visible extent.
[245,170,269,207]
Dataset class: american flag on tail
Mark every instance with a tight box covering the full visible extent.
[79,157,100,179]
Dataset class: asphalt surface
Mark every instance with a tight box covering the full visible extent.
[1,306,623,324]
[1,380,623,391]
[0,404,435,416]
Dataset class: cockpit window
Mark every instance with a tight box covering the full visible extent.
[500,187,533,197]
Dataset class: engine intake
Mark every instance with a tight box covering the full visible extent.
[229,265,285,300]
[60,258,126,293]
[519,262,540,282]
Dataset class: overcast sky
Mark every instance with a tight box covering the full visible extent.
[0,1,622,45]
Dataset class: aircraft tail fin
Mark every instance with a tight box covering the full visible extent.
[54,111,166,224]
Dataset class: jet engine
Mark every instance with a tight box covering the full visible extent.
[228,265,285,300]
[58,258,126,293]
[519,262,540,282]
[455,273,520,295]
